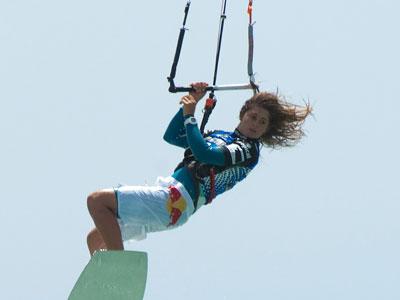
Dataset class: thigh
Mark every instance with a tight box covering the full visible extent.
[88,189,118,215]
[116,185,169,225]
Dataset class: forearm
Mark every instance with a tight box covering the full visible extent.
[184,115,225,166]
[163,107,188,148]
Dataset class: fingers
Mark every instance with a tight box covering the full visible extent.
[189,82,208,102]
[179,94,195,105]
[180,94,197,116]
[190,82,208,94]
[178,82,208,112]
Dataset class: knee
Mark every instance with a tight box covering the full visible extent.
[87,190,116,216]
[87,228,100,244]
[87,229,95,244]
[87,191,104,215]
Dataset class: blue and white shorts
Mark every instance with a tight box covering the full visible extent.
[114,176,195,241]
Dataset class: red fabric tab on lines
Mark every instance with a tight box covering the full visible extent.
[248,1,253,24]
[205,97,216,110]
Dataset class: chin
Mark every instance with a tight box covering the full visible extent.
[247,133,259,139]
[250,131,260,138]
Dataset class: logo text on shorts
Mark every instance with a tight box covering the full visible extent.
[166,186,187,226]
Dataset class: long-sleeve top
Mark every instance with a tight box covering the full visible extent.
[163,107,261,210]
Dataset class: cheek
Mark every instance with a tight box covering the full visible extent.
[260,123,269,134]
[242,116,252,125]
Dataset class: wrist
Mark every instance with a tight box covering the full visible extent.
[183,106,196,116]
[184,116,197,126]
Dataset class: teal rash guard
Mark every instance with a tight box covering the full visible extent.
[163,107,260,209]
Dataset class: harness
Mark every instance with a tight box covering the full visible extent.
[174,147,220,208]
[175,130,259,209]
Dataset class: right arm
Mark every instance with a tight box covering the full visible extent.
[164,82,209,149]
[179,82,226,166]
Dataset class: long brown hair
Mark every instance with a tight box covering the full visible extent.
[240,92,312,147]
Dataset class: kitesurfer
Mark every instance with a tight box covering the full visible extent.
[86,82,312,255]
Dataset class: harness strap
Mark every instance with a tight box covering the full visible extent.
[183,165,201,210]
[186,165,217,209]
[206,167,216,204]
[200,95,217,134]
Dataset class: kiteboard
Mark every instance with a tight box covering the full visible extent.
[69,250,148,300]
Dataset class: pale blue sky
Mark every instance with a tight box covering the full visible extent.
[1,0,399,299]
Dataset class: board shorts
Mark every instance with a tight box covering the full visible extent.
[113,176,195,241]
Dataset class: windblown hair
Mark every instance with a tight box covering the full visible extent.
[240,92,312,148]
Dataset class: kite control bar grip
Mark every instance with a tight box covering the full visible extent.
[168,83,258,93]
[168,86,218,93]
[168,86,195,93]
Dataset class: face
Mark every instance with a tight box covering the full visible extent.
[237,106,270,139]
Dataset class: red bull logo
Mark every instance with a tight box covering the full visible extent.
[166,186,187,226]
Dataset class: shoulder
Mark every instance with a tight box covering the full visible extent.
[206,129,260,152]
[222,137,260,167]
[203,130,234,147]
[204,130,232,138]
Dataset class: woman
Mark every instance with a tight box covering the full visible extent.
[86,82,312,255]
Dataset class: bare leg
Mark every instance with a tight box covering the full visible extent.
[87,189,124,253]
[87,228,107,256]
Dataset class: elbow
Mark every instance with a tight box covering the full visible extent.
[192,149,225,166]
[163,130,173,144]
[163,132,180,147]
[163,132,169,143]
[192,152,207,163]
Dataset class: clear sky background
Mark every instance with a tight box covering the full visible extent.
[1,0,399,299]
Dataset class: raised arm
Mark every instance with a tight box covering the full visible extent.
[183,115,226,166]
[163,107,189,148]
[164,82,210,149]
[179,82,226,166]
